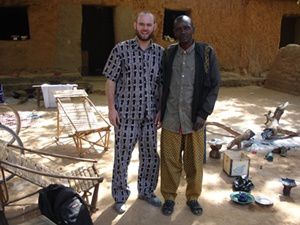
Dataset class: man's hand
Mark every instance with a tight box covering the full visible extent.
[193,116,206,131]
[155,111,162,129]
[108,108,120,127]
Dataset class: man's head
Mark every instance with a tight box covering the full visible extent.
[134,11,156,42]
[173,15,195,48]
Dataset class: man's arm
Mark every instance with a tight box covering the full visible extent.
[155,51,165,129]
[106,79,120,127]
[155,85,162,129]
[193,47,220,131]
[203,47,220,114]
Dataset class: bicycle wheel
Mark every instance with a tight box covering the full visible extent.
[0,104,21,143]
[0,124,23,146]
[0,124,24,184]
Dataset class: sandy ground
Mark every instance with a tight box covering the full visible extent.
[2,86,300,225]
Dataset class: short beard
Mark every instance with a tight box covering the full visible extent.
[136,31,154,41]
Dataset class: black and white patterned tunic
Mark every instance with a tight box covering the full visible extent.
[103,38,163,120]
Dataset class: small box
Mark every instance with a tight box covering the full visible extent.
[223,151,250,177]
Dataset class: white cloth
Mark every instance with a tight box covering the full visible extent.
[219,134,300,153]
[244,136,300,153]
[41,84,77,108]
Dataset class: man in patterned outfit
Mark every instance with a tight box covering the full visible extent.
[159,15,220,216]
[103,11,163,214]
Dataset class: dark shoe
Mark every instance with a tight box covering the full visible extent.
[138,195,162,207]
[186,200,203,216]
[162,200,175,216]
[114,202,126,214]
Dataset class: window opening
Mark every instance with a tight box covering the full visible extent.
[0,6,30,41]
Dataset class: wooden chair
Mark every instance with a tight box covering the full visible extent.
[18,215,56,225]
[54,89,111,157]
[0,140,104,222]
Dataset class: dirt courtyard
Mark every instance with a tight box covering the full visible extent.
[3,86,300,225]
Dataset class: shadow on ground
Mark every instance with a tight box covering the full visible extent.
[3,86,300,225]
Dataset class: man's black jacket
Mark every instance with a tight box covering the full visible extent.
[160,42,221,123]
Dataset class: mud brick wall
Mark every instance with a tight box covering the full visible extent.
[264,44,300,96]
[0,0,299,77]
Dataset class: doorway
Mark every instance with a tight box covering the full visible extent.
[279,15,300,48]
[81,5,115,76]
[163,9,190,40]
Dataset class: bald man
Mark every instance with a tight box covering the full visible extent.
[159,15,220,216]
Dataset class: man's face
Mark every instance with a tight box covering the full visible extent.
[134,13,156,41]
[173,18,194,45]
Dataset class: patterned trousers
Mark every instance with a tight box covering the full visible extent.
[160,128,205,201]
[112,118,160,203]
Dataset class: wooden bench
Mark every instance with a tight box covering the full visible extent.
[0,140,104,221]
[18,215,56,225]
[0,214,56,225]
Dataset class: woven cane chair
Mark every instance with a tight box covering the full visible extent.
[0,140,104,218]
[54,89,111,157]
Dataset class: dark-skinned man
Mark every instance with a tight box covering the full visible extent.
[159,15,220,216]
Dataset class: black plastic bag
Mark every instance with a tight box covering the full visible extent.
[232,175,254,192]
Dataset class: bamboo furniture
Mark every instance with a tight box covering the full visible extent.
[54,89,111,157]
[0,140,104,221]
